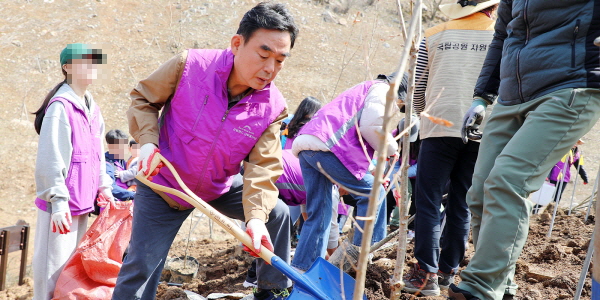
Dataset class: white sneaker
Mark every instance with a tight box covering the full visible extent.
[243,280,257,288]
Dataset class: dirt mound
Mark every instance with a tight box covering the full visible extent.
[161,239,254,297]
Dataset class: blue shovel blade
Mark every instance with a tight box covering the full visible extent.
[282,257,367,300]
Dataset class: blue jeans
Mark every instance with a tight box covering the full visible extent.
[291,150,386,271]
[414,137,478,274]
[289,205,302,225]
[112,175,291,300]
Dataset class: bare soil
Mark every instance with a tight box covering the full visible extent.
[152,209,594,300]
[0,0,598,299]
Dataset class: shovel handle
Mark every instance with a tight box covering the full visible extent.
[135,153,276,264]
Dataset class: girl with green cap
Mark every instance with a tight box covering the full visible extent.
[31,43,112,300]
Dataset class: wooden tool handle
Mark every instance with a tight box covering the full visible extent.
[135,153,276,263]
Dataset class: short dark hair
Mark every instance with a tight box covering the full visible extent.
[129,139,138,147]
[236,2,299,49]
[105,129,128,144]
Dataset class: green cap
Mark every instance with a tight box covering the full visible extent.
[59,43,106,65]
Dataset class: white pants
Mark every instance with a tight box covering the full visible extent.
[33,210,87,300]
[327,187,340,250]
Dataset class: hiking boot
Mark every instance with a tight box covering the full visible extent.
[402,264,440,296]
[448,284,480,300]
[437,270,454,290]
[253,288,290,300]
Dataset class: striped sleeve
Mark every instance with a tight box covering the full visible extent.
[413,38,429,115]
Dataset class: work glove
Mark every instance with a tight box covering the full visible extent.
[243,218,274,258]
[51,199,72,235]
[97,187,114,207]
[461,97,488,144]
[139,143,164,180]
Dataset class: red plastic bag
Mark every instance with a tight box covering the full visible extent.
[53,199,133,300]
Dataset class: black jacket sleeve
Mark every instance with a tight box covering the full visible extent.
[473,0,513,104]
[573,157,589,184]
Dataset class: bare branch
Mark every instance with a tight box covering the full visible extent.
[353,1,423,299]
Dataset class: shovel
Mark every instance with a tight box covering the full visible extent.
[136,153,366,300]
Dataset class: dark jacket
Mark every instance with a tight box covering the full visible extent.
[474,0,600,105]
[104,152,135,201]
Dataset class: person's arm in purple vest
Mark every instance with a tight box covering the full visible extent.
[35,102,72,212]
[242,108,288,222]
[359,82,399,157]
[127,51,188,146]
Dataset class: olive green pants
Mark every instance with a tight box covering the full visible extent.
[458,88,600,300]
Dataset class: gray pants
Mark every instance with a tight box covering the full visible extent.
[112,175,292,300]
[33,211,88,300]
[458,88,600,299]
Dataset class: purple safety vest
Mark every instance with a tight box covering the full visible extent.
[275,150,306,206]
[35,98,102,216]
[299,80,378,180]
[153,49,286,209]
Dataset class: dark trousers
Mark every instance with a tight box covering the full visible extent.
[549,180,568,204]
[414,137,479,274]
[112,175,291,300]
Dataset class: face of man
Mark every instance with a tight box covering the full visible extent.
[230,29,292,93]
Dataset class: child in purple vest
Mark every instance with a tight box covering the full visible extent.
[290,74,402,272]
[113,3,299,300]
[546,139,588,204]
[32,43,113,300]
[104,129,135,201]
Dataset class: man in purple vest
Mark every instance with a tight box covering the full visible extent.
[113,3,298,300]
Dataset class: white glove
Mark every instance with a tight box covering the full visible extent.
[97,187,114,207]
[51,199,72,234]
[139,143,159,175]
[244,218,273,257]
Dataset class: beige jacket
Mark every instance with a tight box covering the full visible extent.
[127,50,288,222]
[417,13,495,139]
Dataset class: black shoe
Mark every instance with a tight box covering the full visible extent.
[502,294,514,300]
[448,284,480,300]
